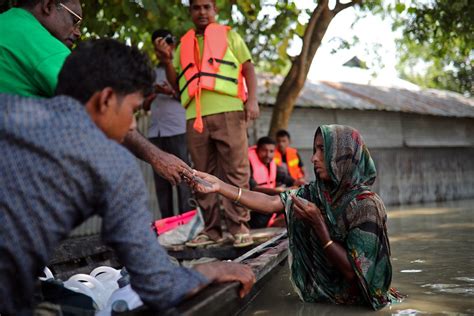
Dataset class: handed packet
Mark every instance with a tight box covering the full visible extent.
[181,173,213,188]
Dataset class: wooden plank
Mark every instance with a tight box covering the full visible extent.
[234,230,287,263]
[49,235,112,264]
[164,238,289,316]
[166,228,286,261]
[48,235,120,280]
[167,245,250,261]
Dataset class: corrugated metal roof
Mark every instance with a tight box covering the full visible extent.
[258,74,474,118]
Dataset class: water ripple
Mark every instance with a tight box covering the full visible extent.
[421,283,474,295]
[453,277,474,283]
[391,309,423,315]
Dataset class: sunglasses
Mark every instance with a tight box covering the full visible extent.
[59,2,82,29]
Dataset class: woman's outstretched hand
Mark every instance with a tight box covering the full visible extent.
[183,170,221,194]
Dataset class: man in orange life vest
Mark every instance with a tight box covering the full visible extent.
[248,137,295,228]
[155,0,259,248]
[275,129,307,185]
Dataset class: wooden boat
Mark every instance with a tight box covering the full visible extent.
[48,228,289,315]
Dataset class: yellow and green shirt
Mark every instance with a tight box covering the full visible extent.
[173,29,252,120]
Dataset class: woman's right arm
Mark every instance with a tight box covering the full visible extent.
[192,171,284,214]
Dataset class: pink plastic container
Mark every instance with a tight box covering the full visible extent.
[152,209,197,235]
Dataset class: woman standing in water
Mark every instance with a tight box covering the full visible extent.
[188,125,401,310]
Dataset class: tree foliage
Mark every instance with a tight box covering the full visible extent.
[79,0,190,59]
[393,0,473,96]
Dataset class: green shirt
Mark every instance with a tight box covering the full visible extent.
[0,8,71,97]
[173,29,252,120]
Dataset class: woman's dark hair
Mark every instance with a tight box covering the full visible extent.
[276,129,291,139]
[56,38,155,104]
[257,136,276,149]
[313,127,322,153]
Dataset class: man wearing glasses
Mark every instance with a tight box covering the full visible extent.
[0,0,82,97]
[0,1,194,191]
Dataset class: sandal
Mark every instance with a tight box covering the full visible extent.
[185,234,216,248]
[233,233,254,248]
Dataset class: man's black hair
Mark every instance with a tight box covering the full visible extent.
[189,0,216,6]
[56,38,155,104]
[151,29,172,43]
[257,136,276,149]
[14,0,64,8]
[276,129,291,139]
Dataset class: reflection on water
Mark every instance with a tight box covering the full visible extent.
[242,199,474,315]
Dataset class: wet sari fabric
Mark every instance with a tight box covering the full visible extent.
[280,125,393,310]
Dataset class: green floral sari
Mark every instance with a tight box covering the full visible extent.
[280,125,398,310]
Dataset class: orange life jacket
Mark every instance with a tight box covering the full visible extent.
[274,147,304,180]
[248,146,276,189]
[179,23,247,133]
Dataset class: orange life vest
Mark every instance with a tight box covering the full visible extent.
[274,147,304,180]
[179,23,247,133]
[248,146,276,189]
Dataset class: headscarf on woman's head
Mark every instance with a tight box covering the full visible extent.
[316,124,376,201]
[311,125,377,222]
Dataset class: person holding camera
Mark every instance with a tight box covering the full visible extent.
[143,29,193,218]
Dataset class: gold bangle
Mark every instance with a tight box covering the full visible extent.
[234,187,242,203]
[323,240,334,250]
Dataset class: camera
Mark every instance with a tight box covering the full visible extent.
[163,34,176,45]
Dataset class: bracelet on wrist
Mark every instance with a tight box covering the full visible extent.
[323,240,334,250]
[234,187,242,204]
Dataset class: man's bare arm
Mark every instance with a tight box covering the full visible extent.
[163,61,179,93]
[241,61,259,121]
[122,129,192,185]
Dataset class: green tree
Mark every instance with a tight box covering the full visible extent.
[80,0,191,58]
[393,0,473,96]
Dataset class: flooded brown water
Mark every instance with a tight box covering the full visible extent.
[242,199,474,315]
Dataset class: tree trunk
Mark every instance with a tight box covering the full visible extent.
[268,2,356,137]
